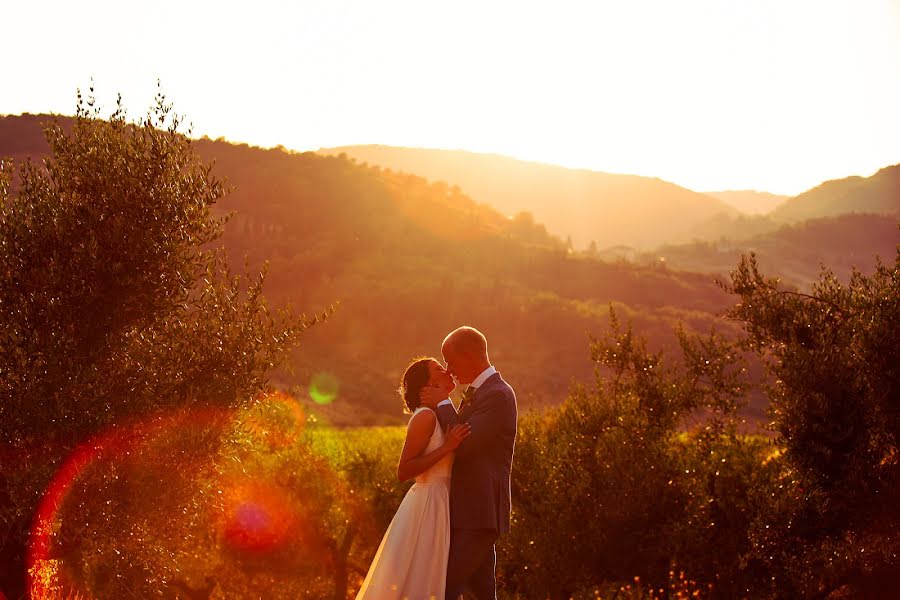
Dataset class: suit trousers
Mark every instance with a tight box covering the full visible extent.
[445,528,499,600]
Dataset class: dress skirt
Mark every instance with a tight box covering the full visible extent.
[355,478,450,600]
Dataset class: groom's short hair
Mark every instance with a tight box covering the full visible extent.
[444,326,488,358]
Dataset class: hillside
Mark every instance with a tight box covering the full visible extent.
[645,213,898,290]
[318,145,738,251]
[1,114,740,425]
[657,165,900,250]
[771,164,900,222]
[197,140,737,424]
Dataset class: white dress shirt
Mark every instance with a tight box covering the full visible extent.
[438,365,497,408]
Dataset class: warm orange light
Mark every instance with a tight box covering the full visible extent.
[26,407,228,597]
[220,482,297,554]
[246,391,307,447]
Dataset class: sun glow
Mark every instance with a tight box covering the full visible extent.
[2,0,899,195]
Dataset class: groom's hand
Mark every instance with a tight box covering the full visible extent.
[419,385,446,410]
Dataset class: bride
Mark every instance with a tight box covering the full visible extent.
[355,357,470,600]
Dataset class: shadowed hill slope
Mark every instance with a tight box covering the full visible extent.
[645,213,898,290]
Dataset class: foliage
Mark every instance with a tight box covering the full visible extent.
[15,392,408,599]
[496,250,899,598]
[498,308,771,597]
[304,425,410,596]
[0,91,318,597]
[725,250,900,597]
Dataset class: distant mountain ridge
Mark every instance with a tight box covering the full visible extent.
[771,164,900,222]
[320,145,900,252]
[318,145,739,250]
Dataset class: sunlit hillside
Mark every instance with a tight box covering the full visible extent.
[318,145,739,251]
[6,115,894,426]
[0,114,741,425]
[771,164,900,222]
[194,141,739,425]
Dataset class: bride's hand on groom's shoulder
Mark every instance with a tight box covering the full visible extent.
[419,385,446,409]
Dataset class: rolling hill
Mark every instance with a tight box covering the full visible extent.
[771,164,900,223]
[644,213,898,290]
[1,114,742,425]
[318,145,739,251]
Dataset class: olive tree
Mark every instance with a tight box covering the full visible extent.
[726,251,900,597]
[0,89,320,598]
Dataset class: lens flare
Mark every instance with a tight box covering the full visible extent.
[25,407,229,598]
[220,482,296,554]
[309,372,339,405]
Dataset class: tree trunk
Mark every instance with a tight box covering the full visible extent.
[333,528,355,600]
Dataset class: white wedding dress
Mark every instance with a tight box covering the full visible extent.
[356,406,452,600]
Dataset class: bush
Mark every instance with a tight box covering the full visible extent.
[0,90,319,598]
[499,309,771,597]
[727,251,900,597]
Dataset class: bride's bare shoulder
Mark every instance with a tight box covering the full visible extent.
[407,407,437,431]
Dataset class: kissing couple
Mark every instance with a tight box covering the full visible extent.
[355,326,518,600]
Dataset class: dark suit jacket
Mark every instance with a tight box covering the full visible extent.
[436,371,517,533]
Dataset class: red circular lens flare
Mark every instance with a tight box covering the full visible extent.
[221,482,296,554]
[25,408,228,597]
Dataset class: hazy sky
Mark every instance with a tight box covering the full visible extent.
[3,0,899,195]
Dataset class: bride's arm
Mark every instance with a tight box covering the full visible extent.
[397,411,470,482]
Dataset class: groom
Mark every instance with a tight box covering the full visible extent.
[421,326,518,600]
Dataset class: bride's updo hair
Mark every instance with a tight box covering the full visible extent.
[399,357,434,414]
